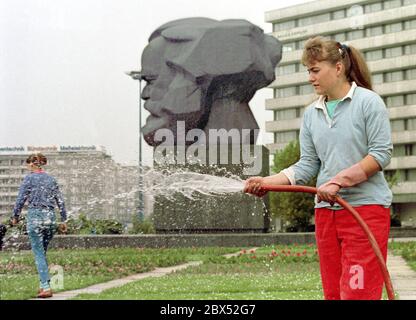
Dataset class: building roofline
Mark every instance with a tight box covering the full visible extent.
[265,0,368,23]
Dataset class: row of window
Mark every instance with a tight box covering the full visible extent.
[0,187,19,193]
[0,195,136,207]
[0,205,13,211]
[273,112,416,133]
[366,43,416,61]
[0,159,25,166]
[391,117,416,131]
[0,169,26,175]
[273,0,416,32]
[0,178,23,185]
[281,18,416,52]
[274,107,305,121]
[274,107,416,129]
[383,93,416,107]
[275,82,416,101]
[0,158,105,167]
[0,199,135,206]
[0,196,15,202]
[274,84,314,98]
[0,159,71,166]
[385,168,416,182]
[274,130,300,144]
[331,19,416,44]
[373,68,416,84]
[273,132,416,159]
[393,143,416,156]
[276,43,416,76]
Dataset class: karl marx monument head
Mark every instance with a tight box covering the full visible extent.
[140,17,282,146]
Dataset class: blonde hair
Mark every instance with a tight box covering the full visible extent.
[301,36,372,90]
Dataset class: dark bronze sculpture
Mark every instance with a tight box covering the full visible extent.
[141,18,282,146]
[141,18,282,233]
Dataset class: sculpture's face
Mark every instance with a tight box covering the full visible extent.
[141,37,206,146]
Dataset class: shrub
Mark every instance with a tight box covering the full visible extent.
[384,171,401,227]
[130,215,155,234]
[94,219,123,234]
[66,213,123,235]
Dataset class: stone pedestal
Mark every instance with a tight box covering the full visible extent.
[150,144,270,233]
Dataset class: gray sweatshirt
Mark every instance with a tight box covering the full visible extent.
[282,82,393,209]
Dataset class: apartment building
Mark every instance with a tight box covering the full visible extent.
[0,146,148,225]
[265,0,416,225]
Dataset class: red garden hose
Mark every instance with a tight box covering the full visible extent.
[261,184,395,300]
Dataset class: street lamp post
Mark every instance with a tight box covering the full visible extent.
[126,70,145,222]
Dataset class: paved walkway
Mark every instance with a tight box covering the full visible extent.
[32,248,253,300]
[36,261,202,300]
[387,254,416,300]
[389,237,416,243]
[387,237,416,300]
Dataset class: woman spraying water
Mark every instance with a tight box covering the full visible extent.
[245,36,393,300]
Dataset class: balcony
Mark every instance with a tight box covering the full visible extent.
[275,29,416,65]
[375,80,416,96]
[271,5,416,43]
[389,105,416,120]
[265,0,367,23]
[270,55,416,88]
[386,156,416,170]
[266,118,302,132]
[392,130,416,144]
[392,181,416,202]
[266,93,316,110]
[266,80,416,111]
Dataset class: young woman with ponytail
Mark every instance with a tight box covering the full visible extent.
[245,36,392,300]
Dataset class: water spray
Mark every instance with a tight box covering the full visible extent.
[260,184,395,300]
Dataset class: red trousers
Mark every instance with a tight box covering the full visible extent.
[315,205,390,300]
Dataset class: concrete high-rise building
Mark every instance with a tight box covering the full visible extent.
[0,146,151,225]
[265,0,416,226]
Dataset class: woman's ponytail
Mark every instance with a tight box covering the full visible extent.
[344,45,373,91]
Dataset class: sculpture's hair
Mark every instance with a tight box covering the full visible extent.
[301,36,372,90]
[142,18,282,146]
[149,18,282,99]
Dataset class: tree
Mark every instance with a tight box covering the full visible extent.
[384,170,401,227]
[269,140,317,232]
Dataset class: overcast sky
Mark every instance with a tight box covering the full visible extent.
[0,0,312,166]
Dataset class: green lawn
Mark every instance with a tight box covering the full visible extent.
[75,244,323,300]
[2,242,413,300]
[0,247,236,300]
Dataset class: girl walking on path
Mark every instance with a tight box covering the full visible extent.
[12,153,68,298]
